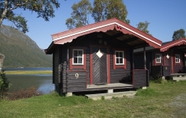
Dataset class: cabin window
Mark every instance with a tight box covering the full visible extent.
[175,54,180,63]
[113,50,126,69]
[115,51,124,65]
[155,53,161,63]
[70,47,86,70]
[72,49,84,65]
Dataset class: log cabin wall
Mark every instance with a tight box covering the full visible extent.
[151,51,163,78]
[133,69,148,88]
[110,49,132,84]
[62,34,92,93]
[58,33,134,93]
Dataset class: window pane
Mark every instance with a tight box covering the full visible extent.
[77,51,82,56]
[74,51,77,56]
[119,52,122,57]
[116,52,119,57]
[78,57,82,63]
[116,58,119,63]
[74,57,77,63]
[119,58,123,63]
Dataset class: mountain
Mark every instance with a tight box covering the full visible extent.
[0,25,52,68]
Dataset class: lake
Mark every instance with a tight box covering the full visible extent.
[7,74,54,94]
[5,68,54,94]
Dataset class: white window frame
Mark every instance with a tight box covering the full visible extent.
[72,49,84,65]
[155,53,162,63]
[175,54,180,63]
[115,50,124,65]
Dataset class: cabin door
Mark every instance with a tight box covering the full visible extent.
[91,47,107,85]
[164,53,171,74]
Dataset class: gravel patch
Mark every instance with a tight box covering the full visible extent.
[168,93,186,117]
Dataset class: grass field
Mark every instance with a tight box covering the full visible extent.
[5,70,52,75]
[0,80,186,118]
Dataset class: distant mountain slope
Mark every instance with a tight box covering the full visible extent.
[0,25,52,68]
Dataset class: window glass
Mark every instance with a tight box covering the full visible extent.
[73,49,84,65]
[115,51,124,65]
[175,54,180,63]
[155,53,161,63]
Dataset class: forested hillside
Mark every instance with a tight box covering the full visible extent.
[0,25,52,68]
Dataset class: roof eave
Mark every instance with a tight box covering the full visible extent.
[160,38,186,52]
[45,42,54,54]
[51,18,162,49]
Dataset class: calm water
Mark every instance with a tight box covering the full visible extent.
[7,74,54,94]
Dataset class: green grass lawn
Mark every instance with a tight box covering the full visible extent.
[1,80,186,118]
[5,70,52,75]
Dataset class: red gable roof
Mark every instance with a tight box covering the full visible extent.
[160,38,186,52]
[51,18,162,48]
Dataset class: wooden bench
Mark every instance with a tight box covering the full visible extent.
[171,73,186,82]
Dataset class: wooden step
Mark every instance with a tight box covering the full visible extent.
[85,91,136,100]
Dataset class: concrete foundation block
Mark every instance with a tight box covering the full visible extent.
[108,89,113,93]
[66,92,73,96]
[142,87,147,89]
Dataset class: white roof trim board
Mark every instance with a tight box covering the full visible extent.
[53,22,161,47]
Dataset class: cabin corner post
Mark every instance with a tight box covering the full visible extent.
[146,69,149,86]
[131,49,134,70]
[143,46,149,87]
[131,49,134,84]
[161,52,164,78]
[65,44,70,95]
[62,61,67,95]
[143,47,147,70]
[183,53,186,72]
[67,43,70,68]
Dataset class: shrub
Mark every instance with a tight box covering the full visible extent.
[8,87,43,100]
[0,71,11,99]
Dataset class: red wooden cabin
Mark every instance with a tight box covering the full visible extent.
[134,38,186,79]
[45,18,162,95]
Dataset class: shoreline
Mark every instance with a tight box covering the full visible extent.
[4,70,52,75]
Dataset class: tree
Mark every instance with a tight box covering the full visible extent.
[104,0,129,23]
[66,0,130,29]
[66,0,92,29]
[137,21,150,34]
[172,29,185,41]
[92,0,108,22]
[0,0,60,33]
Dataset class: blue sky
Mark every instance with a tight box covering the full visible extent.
[3,0,186,49]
